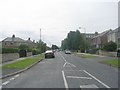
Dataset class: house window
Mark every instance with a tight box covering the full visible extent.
[5,43,7,45]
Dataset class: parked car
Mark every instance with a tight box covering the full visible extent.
[65,50,71,54]
[45,50,55,58]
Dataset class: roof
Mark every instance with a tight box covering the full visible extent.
[2,37,25,42]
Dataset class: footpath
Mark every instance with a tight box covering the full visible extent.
[0,54,43,79]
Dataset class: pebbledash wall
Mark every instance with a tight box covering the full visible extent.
[1,52,32,63]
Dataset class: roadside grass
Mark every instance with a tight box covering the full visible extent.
[101,59,120,68]
[2,54,44,69]
[74,53,97,58]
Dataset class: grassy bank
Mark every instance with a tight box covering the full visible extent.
[2,54,44,69]
[102,59,120,68]
[74,53,97,58]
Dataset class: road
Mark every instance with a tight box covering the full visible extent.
[2,52,118,89]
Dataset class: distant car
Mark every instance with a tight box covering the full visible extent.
[65,50,71,54]
[45,50,55,58]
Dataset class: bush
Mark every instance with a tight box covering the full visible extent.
[32,49,40,55]
[2,48,19,54]
[103,41,117,51]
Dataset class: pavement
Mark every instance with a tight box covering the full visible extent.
[1,52,119,89]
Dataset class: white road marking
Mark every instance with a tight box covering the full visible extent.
[61,54,76,68]
[80,84,99,88]
[62,71,68,89]
[67,62,76,67]
[64,70,84,72]
[66,76,92,79]
[0,86,2,89]
[2,81,10,85]
[14,74,20,78]
[9,78,15,81]
[83,70,110,88]
[61,54,67,62]
[63,62,67,67]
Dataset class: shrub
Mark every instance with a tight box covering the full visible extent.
[32,49,40,55]
[103,41,117,51]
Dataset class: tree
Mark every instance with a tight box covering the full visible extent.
[36,40,46,53]
[61,30,84,51]
[19,44,29,50]
[103,41,117,51]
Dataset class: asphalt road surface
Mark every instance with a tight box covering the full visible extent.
[1,52,118,89]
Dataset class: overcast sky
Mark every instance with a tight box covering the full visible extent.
[0,0,119,47]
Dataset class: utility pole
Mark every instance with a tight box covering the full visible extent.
[40,28,41,42]
[40,28,42,53]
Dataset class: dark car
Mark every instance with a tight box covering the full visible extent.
[45,50,55,58]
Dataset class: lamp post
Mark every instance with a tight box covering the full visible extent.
[79,27,86,53]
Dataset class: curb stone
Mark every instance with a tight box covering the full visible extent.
[0,59,44,79]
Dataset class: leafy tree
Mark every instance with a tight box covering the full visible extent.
[19,44,29,50]
[103,41,117,51]
[36,40,46,53]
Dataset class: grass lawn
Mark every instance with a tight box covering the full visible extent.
[102,59,120,68]
[2,54,44,69]
[75,53,97,58]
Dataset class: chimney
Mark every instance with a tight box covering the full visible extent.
[12,34,15,38]
[12,34,15,41]
[28,38,30,40]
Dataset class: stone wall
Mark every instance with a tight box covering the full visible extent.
[98,50,117,57]
[27,52,32,57]
[1,53,19,63]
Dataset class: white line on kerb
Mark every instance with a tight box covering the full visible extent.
[9,78,15,81]
[62,71,68,89]
[2,81,10,85]
[83,70,110,88]
[14,74,20,78]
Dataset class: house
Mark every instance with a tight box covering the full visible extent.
[2,35,26,48]
[91,30,111,48]
[2,35,36,49]
[107,27,120,48]
[107,28,118,43]
[26,38,37,48]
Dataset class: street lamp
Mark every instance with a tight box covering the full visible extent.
[79,27,86,53]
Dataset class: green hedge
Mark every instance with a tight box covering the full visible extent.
[1,48,19,54]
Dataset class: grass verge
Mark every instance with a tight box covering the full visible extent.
[101,59,120,68]
[74,53,97,58]
[2,54,44,69]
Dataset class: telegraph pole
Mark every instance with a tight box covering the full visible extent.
[40,28,42,53]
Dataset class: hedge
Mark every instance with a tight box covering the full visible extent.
[1,48,19,54]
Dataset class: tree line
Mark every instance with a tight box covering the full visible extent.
[61,30,89,52]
